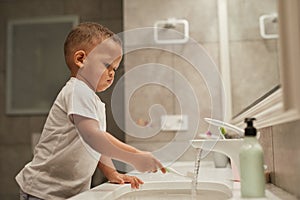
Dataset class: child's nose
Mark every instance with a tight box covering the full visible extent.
[109,69,115,76]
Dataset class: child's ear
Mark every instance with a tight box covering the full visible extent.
[74,50,86,68]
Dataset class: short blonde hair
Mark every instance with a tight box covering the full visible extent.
[64,22,121,69]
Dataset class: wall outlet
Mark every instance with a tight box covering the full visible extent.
[161,115,188,131]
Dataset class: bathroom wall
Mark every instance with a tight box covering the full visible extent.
[123,0,280,163]
[259,120,300,198]
[123,0,220,162]
[0,0,123,199]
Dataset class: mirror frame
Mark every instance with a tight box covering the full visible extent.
[6,15,79,115]
[221,0,300,128]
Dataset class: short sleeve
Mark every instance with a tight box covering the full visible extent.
[64,79,102,160]
[68,80,99,122]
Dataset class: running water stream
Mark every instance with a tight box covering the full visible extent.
[191,148,203,199]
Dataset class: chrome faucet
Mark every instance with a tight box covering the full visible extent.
[190,138,244,181]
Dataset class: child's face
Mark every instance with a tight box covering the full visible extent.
[77,39,122,92]
[95,40,122,92]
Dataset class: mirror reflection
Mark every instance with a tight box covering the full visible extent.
[227,0,280,117]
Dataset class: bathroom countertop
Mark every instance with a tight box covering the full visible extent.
[68,161,297,200]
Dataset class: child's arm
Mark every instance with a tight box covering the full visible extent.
[73,114,166,173]
[103,131,139,154]
[98,156,144,189]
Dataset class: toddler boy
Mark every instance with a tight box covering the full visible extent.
[16,22,165,200]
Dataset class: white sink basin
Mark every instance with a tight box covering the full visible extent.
[69,180,232,200]
[114,181,232,200]
[68,161,283,200]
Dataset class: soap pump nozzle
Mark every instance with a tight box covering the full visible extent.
[244,118,257,136]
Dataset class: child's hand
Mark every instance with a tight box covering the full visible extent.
[107,171,144,189]
[131,151,166,173]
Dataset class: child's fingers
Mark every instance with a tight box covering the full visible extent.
[109,176,124,184]
[154,158,166,173]
[131,178,141,189]
[136,177,144,184]
[134,177,144,189]
[160,167,167,174]
[123,175,144,189]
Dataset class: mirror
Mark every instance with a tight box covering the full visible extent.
[225,0,300,127]
[228,0,280,117]
[219,0,281,121]
[6,16,78,114]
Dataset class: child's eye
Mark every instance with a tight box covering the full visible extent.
[104,63,110,68]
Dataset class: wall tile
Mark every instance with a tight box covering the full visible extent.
[0,19,5,73]
[29,116,47,133]
[99,0,123,20]
[172,42,223,126]
[0,145,32,195]
[126,131,176,143]
[172,42,221,134]
[124,47,173,70]
[80,18,123,34]
[0,116,31,145]
[258,126,274,182]
[124,0,219,44]
[124,48,174,145]
[272,120,300,198]
[125,84,175,142]
[0,0,64,18]
[63,0,102,18]
[65,0,122,20]
[230,40,279,116]
[123,0,222,158]
[202,42,220,69]
[0,73,5,115]
[227,0,278,41]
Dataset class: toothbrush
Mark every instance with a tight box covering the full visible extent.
[166,167,191,178]
[218,127,226,139]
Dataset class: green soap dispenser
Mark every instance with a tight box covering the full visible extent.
[240,118,265,198]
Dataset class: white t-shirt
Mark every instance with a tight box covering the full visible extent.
[16,77,106,200]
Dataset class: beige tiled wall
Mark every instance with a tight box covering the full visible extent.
[230,39,279,114]
[227,0,278,41]
[259,120,300,198]
[124,0,219,43]
[123,0,219,161]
